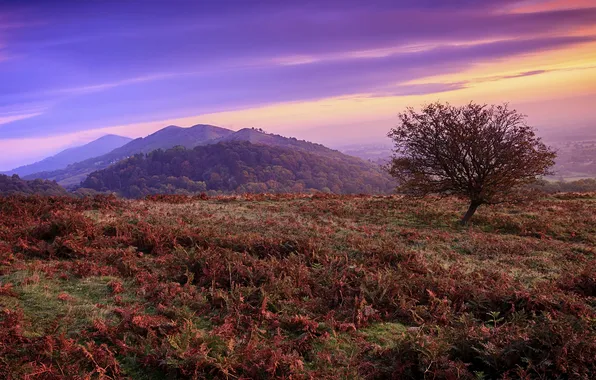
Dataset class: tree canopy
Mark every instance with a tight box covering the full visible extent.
[0,174,67,196]
[388,102,556,224]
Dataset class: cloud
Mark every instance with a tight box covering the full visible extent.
[510,0,596,13]
[3,3,595,99]
[368,83,468,97]
[4,3,596,82]
[465,65,596,84]
[0,104,46,126]
[0,112,42,126]
[3,80,595,171]
[0,0,594,166]
[1,34,594,140]
[44,72,192,96]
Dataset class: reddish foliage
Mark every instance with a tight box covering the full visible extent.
[108,279,124,295]
[57,292,73,302]
[0,308,122,378]
[0,194,594,378]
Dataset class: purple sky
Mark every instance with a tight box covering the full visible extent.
[1,0,595,170]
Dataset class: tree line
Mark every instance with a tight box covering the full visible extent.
[0,174,67,196]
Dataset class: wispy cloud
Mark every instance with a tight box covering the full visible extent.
[0,0,595,168]
[0,112,42,126]
[510,0,596,13]
[0,103,46,126]
[468,65,596,83]
[53,72,189,96]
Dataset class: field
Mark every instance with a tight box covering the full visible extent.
[0,193,595,379]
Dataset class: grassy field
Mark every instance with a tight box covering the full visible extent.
[0,193,595,379]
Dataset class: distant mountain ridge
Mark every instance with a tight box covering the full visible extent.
[23,125,359,188]
[217,128,344,158]
[107,124,233,157]
[3,134,132,177]
[23,124,233,187]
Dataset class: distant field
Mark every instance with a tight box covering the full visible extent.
[545,175,595,182]
[554,175,596,182]
[0,193,595,378]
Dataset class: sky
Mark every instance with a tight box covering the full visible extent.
[1,0,595,170]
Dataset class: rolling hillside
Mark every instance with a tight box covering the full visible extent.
[80,141,394,197]
[217,128,344,158]
[23,124,233,188]
[107,124,233,156]
[23,126,371,189]
[3,135,132,177]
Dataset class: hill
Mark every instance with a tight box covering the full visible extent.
[0,193,594,378]
[80,141,394,197]
[107,124,233,157]
[218,128,345,158]
[3,134,132,177]
[23,124,233,188]
[338,142,393,164]
[0,174,67,196]
[25,125,380,190]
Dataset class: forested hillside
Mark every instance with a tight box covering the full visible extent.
[22,124,233,188]
[0,174,67,196]
[21,126,345,189]
[80,142,394,197]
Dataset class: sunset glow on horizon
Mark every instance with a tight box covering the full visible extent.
[1,0,595,170]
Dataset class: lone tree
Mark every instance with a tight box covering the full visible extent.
[387,102,556,224]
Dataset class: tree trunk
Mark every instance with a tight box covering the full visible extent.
[461,201,481,225]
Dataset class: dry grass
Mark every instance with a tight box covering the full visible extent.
[0,193,594,379]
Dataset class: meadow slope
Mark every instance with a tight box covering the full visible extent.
[0,193,595,379]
